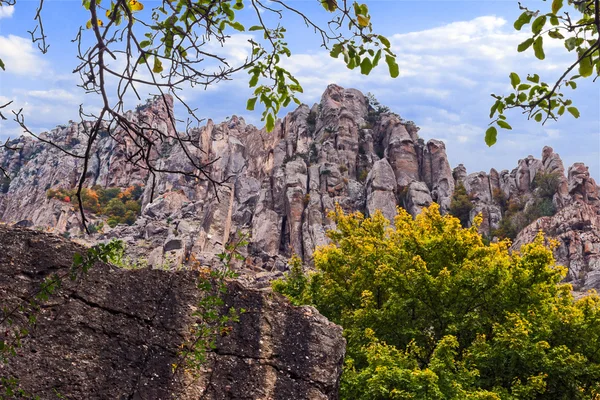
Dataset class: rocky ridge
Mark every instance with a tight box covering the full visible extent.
[0,84,599,288]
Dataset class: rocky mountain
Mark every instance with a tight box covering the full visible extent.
[0,225,344,399]
[0,84,599,288]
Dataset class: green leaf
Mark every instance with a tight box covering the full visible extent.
[233,0,244,10]
[578,50,593,77]
[246,97,257,111]
[139,40,151,48]
[372,49,382,66]
[378,35,391,48]
[0,58,4,71]
[152,56,163,74]
[558,105,565,115]
[552,0,563,14]
[385,55,399,78]
[517,83,531,91]
[489,101,500,118]
[248,25,263,31]
[567,107,580,118]
[527,74,540,83]
[266,112,275,132]
[534,112,543,122]
[514,12,533,30]
[73,253,84,266]
[330,43,343,58]
[517,38,534,52]
[510,72,520,88]
[356,14,370,27]
[549,15,559,26]
[497,120,512,130]
[249,74,259,88]
[229,21,245,32]
[485,126,497,147]
[548,30,565,39]
[138,53,147,65]
[565,37,578,51]
[532,15,547,35]
[360,57,373,75]
[533,36,545,60]
[321,0,337,12]
[347,57,356,70]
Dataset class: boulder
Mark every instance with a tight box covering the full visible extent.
[0,225,345,399]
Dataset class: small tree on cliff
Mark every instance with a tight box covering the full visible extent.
[274,204,600,399]
[449,182,474,227]
[0,0,398,232]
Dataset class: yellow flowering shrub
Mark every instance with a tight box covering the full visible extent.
[274,204,600,399]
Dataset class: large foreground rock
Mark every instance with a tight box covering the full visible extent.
[0,226,345,399]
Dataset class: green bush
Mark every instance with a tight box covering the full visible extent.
[88,221,104,234]
[105,198,126,217]
[274,205,600,399]
[532,172,561,200]
[47,184,144,227]
[358,169,369,183]
[271,256,308,306]
[493,173,560,240]
[492,188,508,211]
[449,182,473,227]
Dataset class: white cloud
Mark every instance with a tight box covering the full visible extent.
[26,89,80,103]
[418,119,483,144]
[0,5,14,19]
[545,129,561,139]
[0,35,48,76]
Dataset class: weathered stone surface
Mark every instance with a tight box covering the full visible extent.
[0,225,345,399]
[512,202,600,290]
[424,139,455,214]
[569,163,600,208]
[385,118,420,188]
[404,181,433,218]
[366,159,397,222]
[542,146,569,204]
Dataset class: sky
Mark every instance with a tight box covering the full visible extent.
[0,0,598,179]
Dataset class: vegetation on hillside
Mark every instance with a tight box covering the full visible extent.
[274,204,600,399]
[47,185,143,228]
[449,182,474,228]
[493,172,560,239]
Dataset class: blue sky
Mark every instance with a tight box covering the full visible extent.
[0,0,598,178]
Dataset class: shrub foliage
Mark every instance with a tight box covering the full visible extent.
[274,204,600,399]
[493,172,560,240]
[449,182,474,228]
[47,184,143,227]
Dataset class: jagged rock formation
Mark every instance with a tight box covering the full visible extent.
[0,85,455,273]
[454,146,600,289]
[512,202,600,290]
[0,225,345,399]
[0,85,598,288]
[453,146,599,236]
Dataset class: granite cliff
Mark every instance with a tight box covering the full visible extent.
[0,84,599,289]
